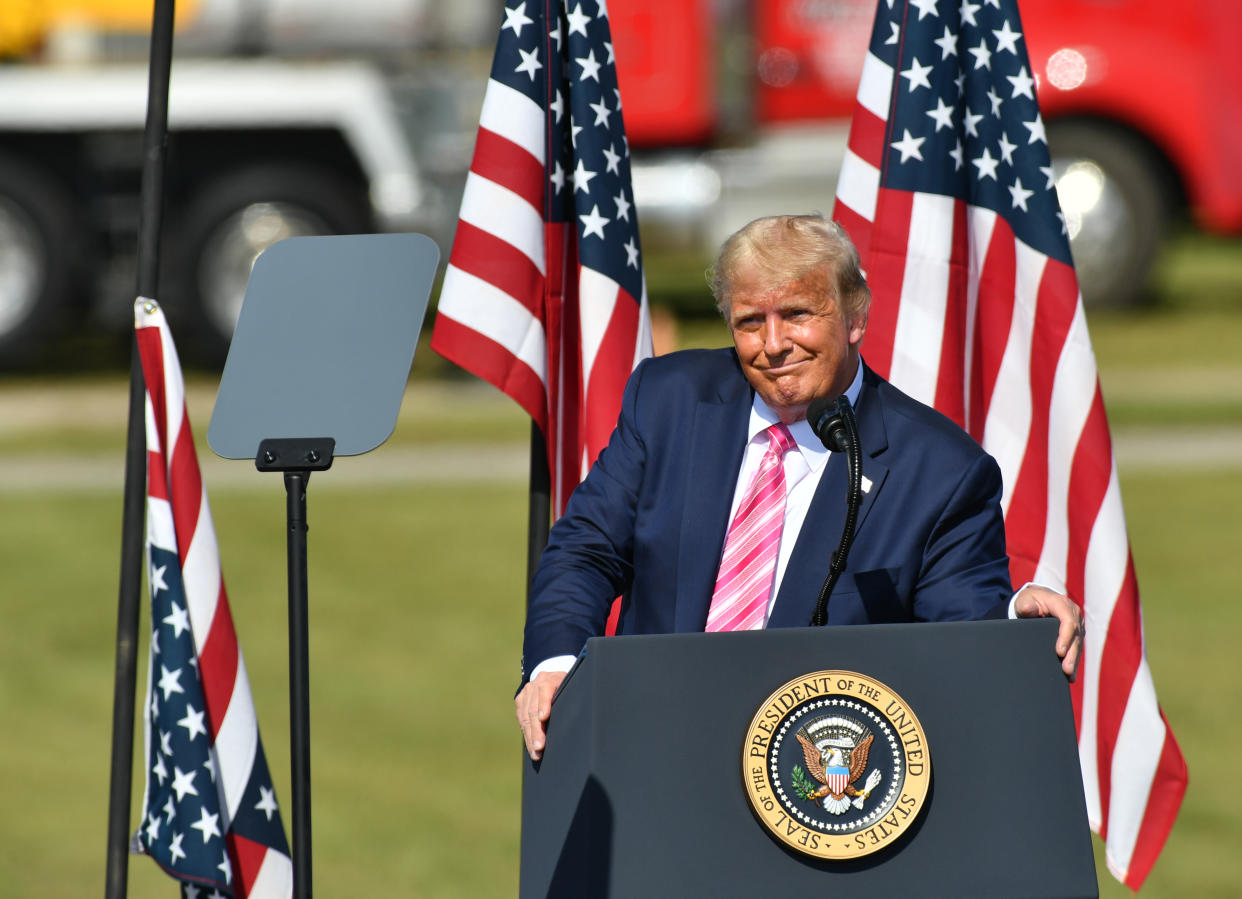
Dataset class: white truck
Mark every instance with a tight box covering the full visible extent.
[0,0,494,365]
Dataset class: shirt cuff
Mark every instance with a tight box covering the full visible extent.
[529,654,577,681]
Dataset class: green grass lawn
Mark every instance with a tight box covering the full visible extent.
[2,469,1238,896]
[2,226,1240,896]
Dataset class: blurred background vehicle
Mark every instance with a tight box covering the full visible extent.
[0,0,1237,367]
[615,0,1242,312]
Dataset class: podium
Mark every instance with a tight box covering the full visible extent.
[521,619,1098,898]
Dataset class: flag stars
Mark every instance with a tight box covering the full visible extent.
[168,832,186,864]
[566,3,591,38]
[891,128,926,163]
[150,563,169,596]
[1008,65,1035,100]
[993,19,1022,54]
[190,805,222,844]
[949,139,965,171]
[514,46,542,81]
[1041,164,1056,189]
[163,795,176,823]
[1025,115,1047,145]
[590,96,612,128]
[502,2,533,37]
[218,850,233,884]
[160,729,173,756]
[959,0,981,26]
[158,664,184,701]
[886,22,900,46]
[614,189,632,221]
[162,601,190,638]
[605,41,615,64]
[972,146,1000,181]
[572,158,597,194]
[624,237,640,268]
[579,204,610,239]
[900,57,934,92]
[153,754,169,786]
[575,48,603,82]
[177,703,208,742]
[926,97,955,131]
[550,89,564,123]
[987,88,1003,116]
[255,785,280,821]
[968,38,992,71]
[550,160,566,193]
[933,26,957,60]
[909,0,939,20]
[963,109,984,137]
[145,813,161,844]
[170,765,199,801]
[1009,177,1035,212]
[549,17,563,51]
[998,131,1017,164]
[603,143,622,174]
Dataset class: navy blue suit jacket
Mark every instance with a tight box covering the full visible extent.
[522,348,1012,676]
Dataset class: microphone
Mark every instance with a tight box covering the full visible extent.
[807,394,851,452]
[806,393,862,627]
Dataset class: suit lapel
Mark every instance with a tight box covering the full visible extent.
[673,372,751,632]
[768,367,891,627]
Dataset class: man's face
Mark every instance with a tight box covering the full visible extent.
[727,264,866,424]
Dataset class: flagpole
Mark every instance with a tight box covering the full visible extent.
[105,1,175,896]
[526,423,551,600]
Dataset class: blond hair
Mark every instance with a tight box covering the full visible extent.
[708,214,871,324]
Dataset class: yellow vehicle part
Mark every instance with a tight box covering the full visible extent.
[0,0,203,58]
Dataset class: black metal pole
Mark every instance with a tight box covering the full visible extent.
[285,471,313,898]
[105,2,175,897]
[526,421,551,600]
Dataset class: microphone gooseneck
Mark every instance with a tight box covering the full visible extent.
[808,395,862,627]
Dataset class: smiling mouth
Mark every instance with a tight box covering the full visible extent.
[764,360,806,375]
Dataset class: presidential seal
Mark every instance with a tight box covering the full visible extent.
[741,671,930,860]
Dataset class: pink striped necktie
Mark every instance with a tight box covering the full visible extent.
[705,422,797,632]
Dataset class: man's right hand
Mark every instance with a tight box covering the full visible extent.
[515,670,567,761]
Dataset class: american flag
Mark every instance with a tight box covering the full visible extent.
[431,0,652,515]
[133,299,293,898]
[832,0,1186,889]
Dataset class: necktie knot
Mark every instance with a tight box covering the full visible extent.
[765,422,796,459]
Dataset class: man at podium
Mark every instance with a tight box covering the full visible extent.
[517,214,1082,760]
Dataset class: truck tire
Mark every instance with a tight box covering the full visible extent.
[0,154,84,367]
[165,164,372,364]
[1046,121,1174,309]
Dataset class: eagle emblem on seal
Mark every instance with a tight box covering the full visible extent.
[793,716,884,815]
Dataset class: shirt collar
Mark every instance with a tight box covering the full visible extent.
[746,359,865,472]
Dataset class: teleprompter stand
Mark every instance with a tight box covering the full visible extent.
[521,619,1098,898]
[209,233,439,898]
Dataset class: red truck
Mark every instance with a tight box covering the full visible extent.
[613,0,1242,308]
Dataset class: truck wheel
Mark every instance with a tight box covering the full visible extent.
[0,154,83,366]
[1046,122,1173,309]
[166,164,372,364]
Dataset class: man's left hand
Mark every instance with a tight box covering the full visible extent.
[1014,584,1084,681]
